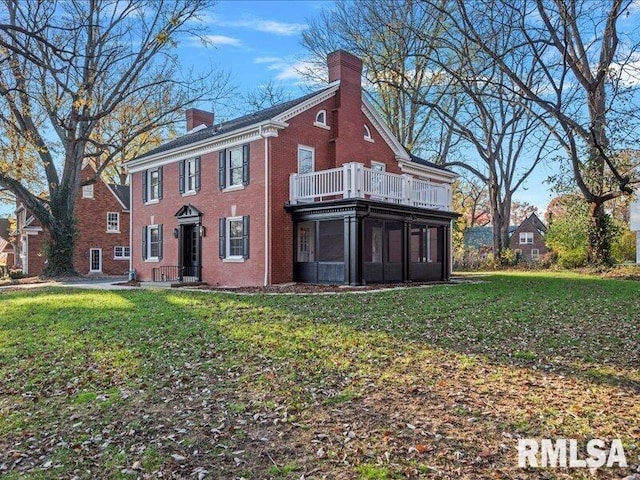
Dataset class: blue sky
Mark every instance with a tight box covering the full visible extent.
[178,0,557,212]
[0,0,557,217]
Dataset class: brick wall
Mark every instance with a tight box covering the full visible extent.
[131,140,266,286]
[73,165,130,275]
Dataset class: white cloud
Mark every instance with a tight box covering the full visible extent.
[254,56,284,64]
[611,57,640,87]
[250,56,326,85]
[205,14,306,36]
[201,34,243,47]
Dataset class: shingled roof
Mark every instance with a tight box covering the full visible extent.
[408,153,455,174]
[108,184,130,210]
[135,87,335,161]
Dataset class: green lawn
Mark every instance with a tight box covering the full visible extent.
[0,272,638,479]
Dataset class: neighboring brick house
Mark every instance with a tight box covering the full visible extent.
[0,218,14,267]
[13,163,130,275]
[509,212,548,261]
[126,50,458,286]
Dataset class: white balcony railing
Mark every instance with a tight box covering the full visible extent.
[289,162,452,211]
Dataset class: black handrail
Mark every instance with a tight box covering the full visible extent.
[152,265,202,282]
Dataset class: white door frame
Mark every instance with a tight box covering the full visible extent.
[89,248,102,273]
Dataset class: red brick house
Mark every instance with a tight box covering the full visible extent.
[509,212,548,261]
[126,51,458,286]
[0,218,14,268]
[13,163,130,275]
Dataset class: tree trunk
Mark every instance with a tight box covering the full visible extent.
[42,194,78,277]
[587,202,613,266]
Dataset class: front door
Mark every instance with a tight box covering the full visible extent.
[89,248,102,273]
[179,224,201,281]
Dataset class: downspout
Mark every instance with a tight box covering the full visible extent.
[129,172,133,277]
[261,126,270,286]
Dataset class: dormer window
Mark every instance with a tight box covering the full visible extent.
[364,124,373,142]
[314,110,329,129]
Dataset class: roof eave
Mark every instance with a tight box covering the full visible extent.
[126,120,288,173]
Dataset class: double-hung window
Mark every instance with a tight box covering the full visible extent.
[142,167,163,203]
[298,146,314,174]
[114,246,130,260]
[219,145,250,190]
[82,184,94,199]
[106,212,120,233]
[179,157,201,194]
[142,224,163,261]
[219,216,249,260]
[519,232,534,244]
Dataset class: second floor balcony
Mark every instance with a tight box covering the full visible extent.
[289,162,452,211]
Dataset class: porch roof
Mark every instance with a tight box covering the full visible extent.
[285,197,460,224]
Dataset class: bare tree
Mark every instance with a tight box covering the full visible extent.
[0,0,232,275]
[433,0,640,264]
[394,5,557,254]
[301,0,456,157]
[242,79,292,113]
[455,173,491,227]
[511,201,540,226]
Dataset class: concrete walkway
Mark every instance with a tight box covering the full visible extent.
[0,276,136,292]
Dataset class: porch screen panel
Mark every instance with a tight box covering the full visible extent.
[429,226,441,262]
[385,221,403,263]
[318,220,344,262]
[410,225,442,263]
[363,219,384,263]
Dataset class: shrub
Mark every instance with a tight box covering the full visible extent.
[8,269,26,280]
[558,249,587,269]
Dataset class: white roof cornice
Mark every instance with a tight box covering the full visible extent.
[126,121,287,173]
[273,81,340,123]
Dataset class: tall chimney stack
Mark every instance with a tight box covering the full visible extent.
[186,108,214,132]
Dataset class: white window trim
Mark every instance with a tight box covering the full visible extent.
[371,161,386,172]
[106,212,120,233]
[364,124,374,142]
[222,184,245,193]
[89,248,102,273]
[146,168,160,204]
[225,216,245,261]
[519,232,534,245]
[226,146,244,189]
[114,246,130,260]
[298,145,315,174]
[183,158,197,195]
[314,109,330,129]
[82,184,94,199]
[146,224,161,262]
[531,248,540,259]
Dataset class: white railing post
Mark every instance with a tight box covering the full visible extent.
[342,163,351,198]
[402,174,413,206]
[353,162,363,198]
[290,173,298,204]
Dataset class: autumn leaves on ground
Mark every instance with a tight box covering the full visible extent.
[0,272,638,479]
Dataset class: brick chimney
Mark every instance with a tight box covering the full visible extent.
[186,108,214,131]
[327,50,364,166]
[119,167,127,186]
[328,50,363,87]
